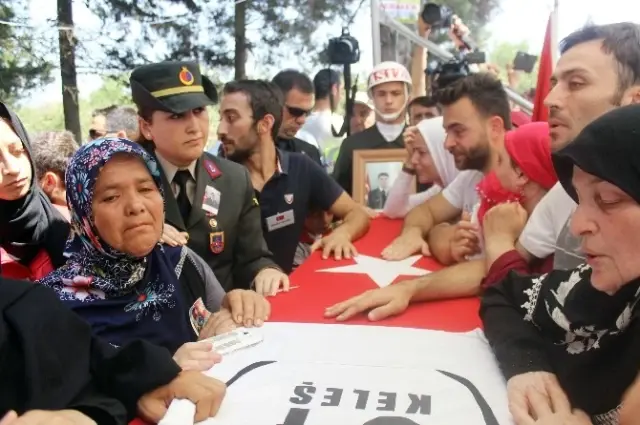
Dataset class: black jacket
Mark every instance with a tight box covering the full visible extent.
[275,136,322,166]
[0,278,181,424]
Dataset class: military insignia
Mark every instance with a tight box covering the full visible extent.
[209,218,218,228]
[284,193,294,204]
[179,66,195,86]
[209,231,224,254]
[252,196,259,206]
[204,160,222,179]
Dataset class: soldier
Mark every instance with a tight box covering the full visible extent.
[129,60,288,295]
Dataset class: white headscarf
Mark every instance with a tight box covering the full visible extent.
[416,116,459,187]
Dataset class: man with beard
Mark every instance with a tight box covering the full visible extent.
[325,73,513,323]
[130,61,287,295]
[333,61,413,196]
[217,79,369,277]
[271,70,322,165]
[504,23,640,272]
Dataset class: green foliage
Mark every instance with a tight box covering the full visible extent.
[0,0,54,104]
[86,0,361,76]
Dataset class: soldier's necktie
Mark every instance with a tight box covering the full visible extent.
[173,170,192,221]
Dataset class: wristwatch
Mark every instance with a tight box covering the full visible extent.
[402,165,416,175]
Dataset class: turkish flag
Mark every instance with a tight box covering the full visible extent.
[532,4,558,122]
[269,217,481,332]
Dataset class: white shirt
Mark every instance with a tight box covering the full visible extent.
[296,110,344,152]
[441,170,484,214]
[518,182,578,259]
[155,151,198,203]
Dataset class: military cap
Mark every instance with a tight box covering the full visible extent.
[130,60,218,114]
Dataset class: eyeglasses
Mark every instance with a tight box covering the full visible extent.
[285,105,312,118]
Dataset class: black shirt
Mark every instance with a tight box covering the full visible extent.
[256,150,343,273]
[275,136,322,166]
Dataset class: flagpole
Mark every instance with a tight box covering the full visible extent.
[371,0,382,66]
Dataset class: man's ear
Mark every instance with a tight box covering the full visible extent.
[39,171,59,195]
[116,130,127,139]
[257,115,275,137]
[628,85,640,105]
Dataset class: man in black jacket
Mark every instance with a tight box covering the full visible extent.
[271,70,322,166]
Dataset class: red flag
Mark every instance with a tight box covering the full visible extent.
[532,4,558,122]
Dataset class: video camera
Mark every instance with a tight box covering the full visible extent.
[327,28,360,65]
[421,2,486,91]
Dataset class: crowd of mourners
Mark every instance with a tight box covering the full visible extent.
[2,12,640,425]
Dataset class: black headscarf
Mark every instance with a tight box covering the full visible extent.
[554,103,640,204]
[0,102,70,269]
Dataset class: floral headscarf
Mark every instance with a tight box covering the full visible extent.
[39,138,193,351]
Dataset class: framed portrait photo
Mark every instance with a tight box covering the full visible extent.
[352,149,415,210]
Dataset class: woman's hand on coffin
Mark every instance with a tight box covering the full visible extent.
[199,308,238,339]
[511,386,591,424]
[160,223,189,246]
[254,267,289,297]
[507,372,572,424]
[325,281,415,321]
[0,410,96,425]
[137,370,227,423]
[222,289,271,327]
[172,341,222,371]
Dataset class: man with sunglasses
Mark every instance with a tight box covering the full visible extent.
[271,70,322,165]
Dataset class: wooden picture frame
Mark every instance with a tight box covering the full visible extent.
[352,149,415,209]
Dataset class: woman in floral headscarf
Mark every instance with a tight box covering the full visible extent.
[481,105,640,424]
[39,138,269,370]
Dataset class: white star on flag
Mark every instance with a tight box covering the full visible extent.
[317,254,430,288]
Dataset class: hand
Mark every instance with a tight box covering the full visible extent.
[0,410,96,425]
[448,15,470,48]
[254,267,289,297]
[621,373,640,425]
[403,126,424,152]
[172,341,222,371]
[381,227,430,260]
[483,202,528,243]
[198,308,238,340]
[363,207,379,219]
[507,372,571,424]
[325,281,416,321]
[161,223,189,246]
[137,370,227,423]
[222,289,270,327]
[311,229,358,261]
[450,211,480,263]
[511,387,591,425]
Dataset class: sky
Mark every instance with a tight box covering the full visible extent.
[20,0,640,106]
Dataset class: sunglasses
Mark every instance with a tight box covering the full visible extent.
[286,105,312,118]
[88,129,106,140]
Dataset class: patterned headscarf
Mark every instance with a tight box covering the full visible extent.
[39,138,192,351]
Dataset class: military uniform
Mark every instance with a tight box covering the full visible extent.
[130,60,277,291]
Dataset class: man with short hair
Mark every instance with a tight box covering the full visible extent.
[271,70,322,165]
[296,68,344,153]
[326,72,513,320]
[88,105,117,141]
[218,79,369,276]
[350,92,375,135]
[367,172,390,209]
[105,106,140,140]
[31,131,79,220]
[407,95,440,125]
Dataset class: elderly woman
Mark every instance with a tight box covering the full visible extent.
[39,138,269,371]
[481,105,640,424]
